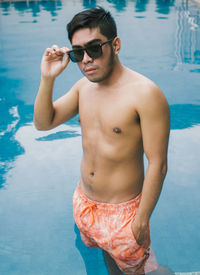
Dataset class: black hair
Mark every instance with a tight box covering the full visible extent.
[67,6,117,43]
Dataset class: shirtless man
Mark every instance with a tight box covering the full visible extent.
[34,7,170,275]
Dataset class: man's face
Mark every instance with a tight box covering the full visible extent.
[71,27,115,83]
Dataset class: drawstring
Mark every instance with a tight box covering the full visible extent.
[80,201,97,227]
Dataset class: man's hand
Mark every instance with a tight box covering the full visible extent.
[41,45,70,80]
[131,219,147,246]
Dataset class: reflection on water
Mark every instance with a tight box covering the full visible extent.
[174,0,200,71]
[83,0,96,9]
[1,0,62,19]
[155,0,175,15]
[0,0,199,20]
[0,0,176,14]
[0,102,31,187]
[36,129,81,141]
[170,104,200,129]
[107,0,127,12]
[135,0,149,13]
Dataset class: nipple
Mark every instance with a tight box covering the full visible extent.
[113,127,121,134]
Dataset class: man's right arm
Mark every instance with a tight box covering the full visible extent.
[34,45,79,130]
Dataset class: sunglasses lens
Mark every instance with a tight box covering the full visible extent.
[86,44,102,59]
[69,44,103,63]
[69,49,84,63]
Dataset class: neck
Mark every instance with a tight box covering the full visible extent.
[97,57,124,88]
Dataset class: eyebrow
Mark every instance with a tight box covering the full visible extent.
[72,39,102,49]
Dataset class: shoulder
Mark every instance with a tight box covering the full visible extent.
[125,68,169,113]
[125,68,162,96]
[137,79,167,106]
[136,81,169,121]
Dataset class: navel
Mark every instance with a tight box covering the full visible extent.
[113,127,122,134]
[90,172,95,177]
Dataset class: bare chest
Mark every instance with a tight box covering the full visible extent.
[78,90,140,139]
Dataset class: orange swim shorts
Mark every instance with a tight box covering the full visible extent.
[73,184,158,274]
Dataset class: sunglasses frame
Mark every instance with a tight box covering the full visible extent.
[67,38,114,63]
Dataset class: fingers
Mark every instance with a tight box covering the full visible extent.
[44,45,70,57]
[42,45,71,73]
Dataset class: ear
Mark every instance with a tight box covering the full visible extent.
[112,37,121,55]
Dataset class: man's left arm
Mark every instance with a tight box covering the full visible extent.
[132,83,170,245]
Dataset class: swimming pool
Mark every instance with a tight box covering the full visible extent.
[0,0,200,274]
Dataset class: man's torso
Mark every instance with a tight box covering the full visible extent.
[78,67,151,203]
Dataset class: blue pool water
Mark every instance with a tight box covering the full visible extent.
[0,0,200,274]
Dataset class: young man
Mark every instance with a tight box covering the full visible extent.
[34,7,170,275]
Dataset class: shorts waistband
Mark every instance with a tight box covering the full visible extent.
[75,184,142,210]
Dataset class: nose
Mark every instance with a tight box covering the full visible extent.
[82,49,93,63]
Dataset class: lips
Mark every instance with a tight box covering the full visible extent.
[84,67,97,73]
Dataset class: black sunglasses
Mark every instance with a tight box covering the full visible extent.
[67,38,114,63]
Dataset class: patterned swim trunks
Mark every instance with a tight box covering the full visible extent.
[73,184,158,274]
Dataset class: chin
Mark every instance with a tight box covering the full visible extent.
[84,73,104,83]
[87,76,104,83]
